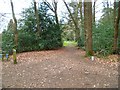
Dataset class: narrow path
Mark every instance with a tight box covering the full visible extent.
[2,46,118,88]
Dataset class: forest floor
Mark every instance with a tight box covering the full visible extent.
[2,45,119,88]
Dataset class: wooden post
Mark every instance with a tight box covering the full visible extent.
[13,49,17,64]
[2,51,5,61]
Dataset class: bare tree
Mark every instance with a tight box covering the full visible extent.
[33,0,40,35]
[113,1,120,53]
[93,0,97,24]
[84,1,93,56]
[10,0,18,49]
[44,0,59,25]
[102,0,111,20]
[63,0,80,42]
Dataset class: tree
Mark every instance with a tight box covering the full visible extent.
[78,2,83,24]
[113,1,120,53]
[102,0,112,20]
[44,0,59,25]
[84,1,93,56]
[2,19,14,54]
[10,0,18,49]
[33,0,40,35]
[63,0,80,42]
[78,1,83,30]
[93,0,97,24]
[2,2,62,53]
[7,19,14,31]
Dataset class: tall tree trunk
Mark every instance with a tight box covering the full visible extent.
[63,0,80,42]
[53,0,59,25]
[10,0,18,49]
[84,1,93,56]
[33,0,40,35]
[79,2,83,23]
[93,0,97,25]
[74,2,80,42]
[55,9,59,25]
[78,2,84,39]
[113,1,120,53]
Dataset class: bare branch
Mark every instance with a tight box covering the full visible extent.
[44,1,55,12]
[63,0,77,29]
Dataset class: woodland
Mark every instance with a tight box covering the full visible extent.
[1,0,120,56]
[0,0,120,88]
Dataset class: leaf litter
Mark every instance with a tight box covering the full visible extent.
[2,47,119,88]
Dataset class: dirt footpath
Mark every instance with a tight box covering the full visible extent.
[2,47,119,88]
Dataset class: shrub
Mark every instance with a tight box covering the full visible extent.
[2,2,62,54]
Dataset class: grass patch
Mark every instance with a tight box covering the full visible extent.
[63,41,77,47]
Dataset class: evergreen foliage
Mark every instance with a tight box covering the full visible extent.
[78,7,114,56]
[2,2,62,53]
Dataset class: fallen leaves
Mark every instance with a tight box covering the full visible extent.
[2,47,119,88]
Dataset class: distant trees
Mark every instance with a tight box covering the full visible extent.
[2,19,14,53]
[7,19,13,31]
[62,0,120,56]
[44,0,59,26]
[63,0,94,55]
[0,13,5,30]
[63,0,80,42]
